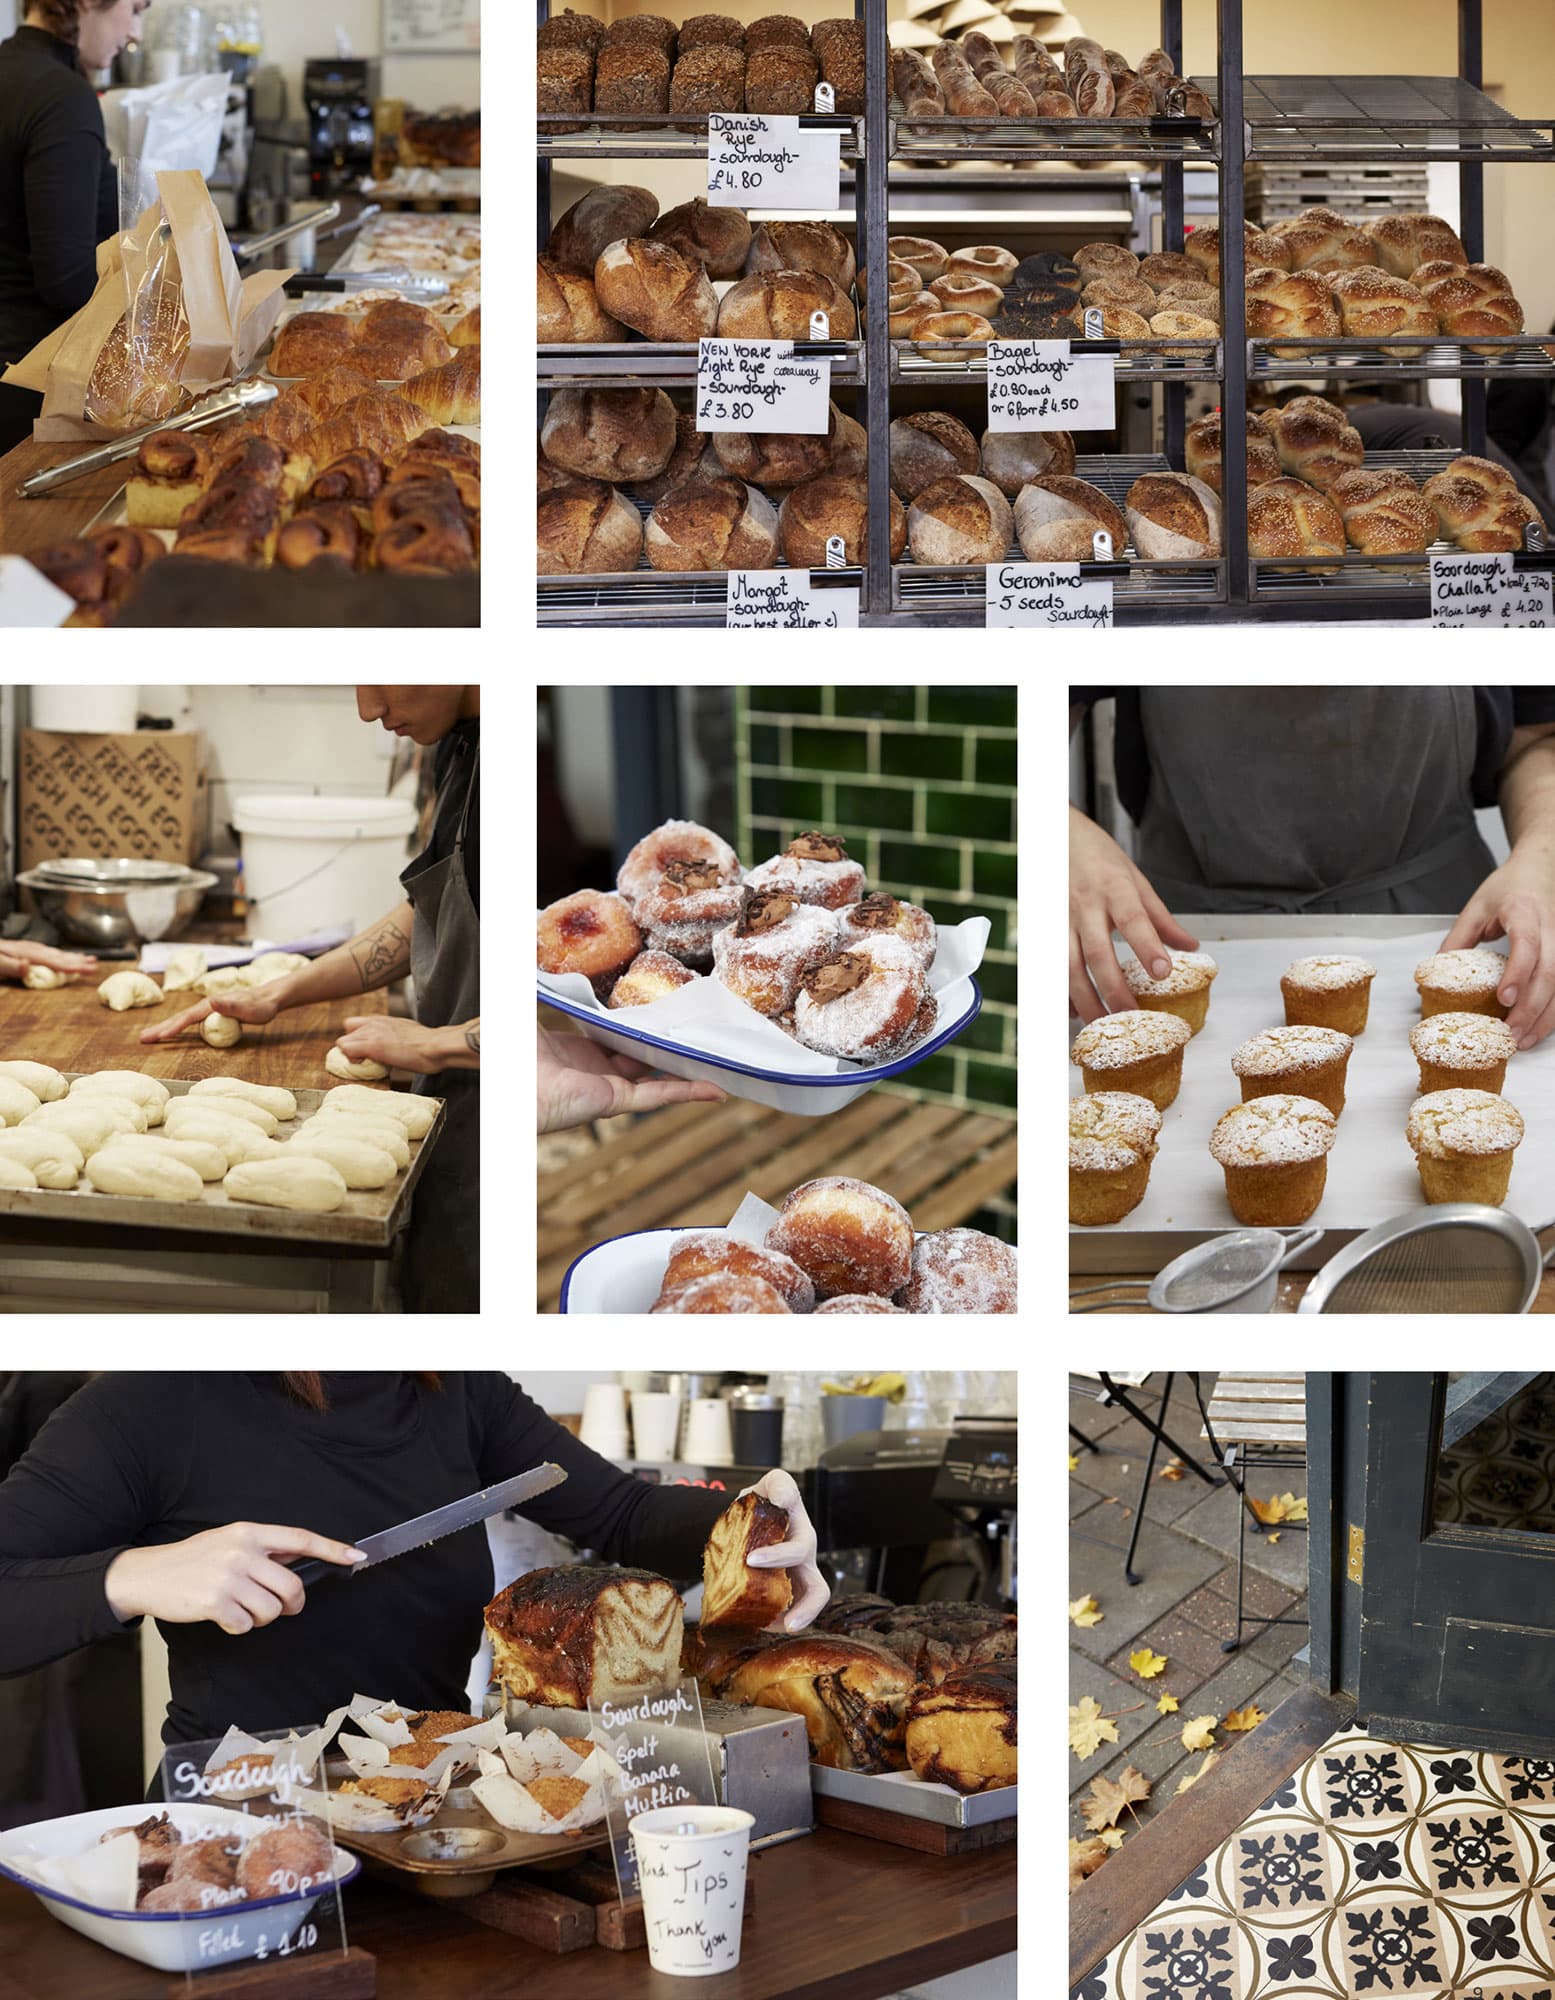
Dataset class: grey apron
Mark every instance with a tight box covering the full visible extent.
[1136,688,1497,915]
[398,743,479,1313]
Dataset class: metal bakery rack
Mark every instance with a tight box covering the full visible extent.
[537,0,1555,627]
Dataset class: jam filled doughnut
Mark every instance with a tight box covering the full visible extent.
[895,1228,1018,1313]
[651,1273,793,1313]
[607,950,698,1009]
[662,1230,816,1312]
[537,890,643,999]
[814,1295,908,1313]
[767,1176,914,1300]
[839,892,937,968]
[636,857,745,970]
[792,936,931,1063]
[712,888,840,1016]
[617,819,742,913]
[745,832,866,910]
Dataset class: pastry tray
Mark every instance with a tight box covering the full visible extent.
[329,1787,609,1895]
[810,1765,1015,1828]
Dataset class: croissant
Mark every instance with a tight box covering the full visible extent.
[449,305,480,347]
[271,314,358,377]
[305,393,434,467]
[350,323,455,379]
[403,426,479,467]
[373,507,477,574]
[361,298,443,334]
[282,363,380,417]
[276,504,365,571]
[401,351,480,425]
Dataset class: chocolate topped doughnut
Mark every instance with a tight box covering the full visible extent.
[712,887,840,1015]
[793,935,931,1063]
[538,890,643,1000]
[767,1176,914,1300]
[745,831,865,910]
[895,1228,1017,1312]
[617,819,742,912]
[840,893,937,968]
[636,856,745,969]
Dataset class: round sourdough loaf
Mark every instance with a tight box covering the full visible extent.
[546,185,659,274]
[541,387,677,483]
[906,474,1012,564]
[538,479,645,574]
[646,475,779,570]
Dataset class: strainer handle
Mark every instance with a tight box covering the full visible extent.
[1276,1226,1323,1269]
[1534,1217,1555,1268]
[1068,1280,1149,1306]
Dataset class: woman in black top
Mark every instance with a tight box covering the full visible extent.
[0,1373,826,1750]
[0,1,150,452]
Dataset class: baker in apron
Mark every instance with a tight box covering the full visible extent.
[1070,687,1555,1050]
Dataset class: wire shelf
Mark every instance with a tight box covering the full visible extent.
[538,111,864,162]
[891,336,1221,385]
[1248,335,1555,384]
[888,113,1219,164]
[1187,75,1555,162]
[537,341,865,387]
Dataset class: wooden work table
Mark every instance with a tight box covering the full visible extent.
[0,1829,1016,1999]
[0,436,127,557]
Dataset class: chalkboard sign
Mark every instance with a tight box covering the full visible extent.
[384,0,481,53]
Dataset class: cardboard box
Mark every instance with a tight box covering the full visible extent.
[18,729,207,871]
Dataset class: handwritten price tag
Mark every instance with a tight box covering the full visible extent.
[1431,553,1553,628]
[985,561,1114,629]
[707,114,840,211]
[696,339,830,434]
[727,570,859,627]
[986,340,1116,433]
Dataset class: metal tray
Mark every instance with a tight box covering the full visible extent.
[331,1789,609,1897]
[810,1765,1016,1828]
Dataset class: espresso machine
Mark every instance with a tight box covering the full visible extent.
[303,56,380,196]
[932,1415,1017,1606]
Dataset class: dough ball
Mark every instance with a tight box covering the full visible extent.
[202,1013,242,1049]
[97,971,163,1011]
[23,965,70,990]
[325,1046,389,1082]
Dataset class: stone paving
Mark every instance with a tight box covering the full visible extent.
[1069,1371,1312,1841]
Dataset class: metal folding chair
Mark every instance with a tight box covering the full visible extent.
[1201,1370,1309,1653]
[1070,1371,1227,1585]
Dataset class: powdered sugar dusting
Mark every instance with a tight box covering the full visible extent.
[1232,1025,1353,1077]
[1210,1094,1337,1167]
[1414,948,1507,995]
[1122,949,1218,997]
[1073,1009,1192,1069]
[896,1227,1017,1312]
[1409,1012,1517,1067]
[1406,1088,1524,1159]
[1282,955,1377,992]
[1069,1091,1162,1171]
[792,935,927,1060]
[747,852,867,907]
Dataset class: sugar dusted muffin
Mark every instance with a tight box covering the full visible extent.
[1209,1094,1337,1226]
[1069,1091,1162,1225]
[1409,1011,1517,1095]
[1120,948,1218,1036]
[1414,948,1509,1020]
[1231,1024,1353,1118]
[1406,1088,1523,1206]
[1280,954,1377,1035]
[1071,1009,1192,1111]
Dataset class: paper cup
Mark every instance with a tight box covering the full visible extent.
[631,1390,682,1462]
[629,1806,755,1977]
[683,1396,733,1465]
[580,1382,628,1455]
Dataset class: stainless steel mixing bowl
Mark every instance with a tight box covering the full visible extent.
[18,861,219,946]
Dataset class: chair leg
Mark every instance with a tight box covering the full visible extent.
[1100,1379,1225,1489]
[1222,1444,1248,1653]
[1122,1374,1170,1586]
[1070,1424,1099,1455]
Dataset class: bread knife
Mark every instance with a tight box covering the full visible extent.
[289,1462,568,1588]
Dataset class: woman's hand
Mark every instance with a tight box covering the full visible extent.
[740,1469,829,1634]
[104,1524,365,1635]
[1070,806,1200,1021]
[333,1015,467,1075]
[138,982,290,1044]
[539,1026,725,1134]
[0,940,98,985]
[1441,847,1555,1049]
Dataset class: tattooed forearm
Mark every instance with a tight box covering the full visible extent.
[465,1020,480,1055]
[352,916,413,989]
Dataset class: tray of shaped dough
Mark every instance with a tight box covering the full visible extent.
[0,1066,444,1248]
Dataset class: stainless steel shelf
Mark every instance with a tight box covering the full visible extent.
[537,341,865,388]
[1247,334,1555,384]
[538,111,864,162]
[891,336,1221,385]
[1188,74,1555,163]
[888,113,1219,164]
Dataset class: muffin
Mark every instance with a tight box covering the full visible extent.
[1280,954,1377,1035]
[1231,1024,1353,1117]
[1208,1094,1337,1225]
[1120,948,1218,1036]
[1406,1088,1524,1206]
[1414,948,1509,1020]
[1069,1091,1163,1225]
[1071,1010,1192,1111]
[1409,1011,1518,1095]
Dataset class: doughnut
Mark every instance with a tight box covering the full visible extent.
[712,887,840,1015]
[839,893,936,968]
[745,832,865,910]
[792,936,930,1064]
[236,1817,335,1900]
[537,889,643,1000]
[814,1295,908,1313]
[662,1230,816,1311]
[636,858,745,970]
[617,819,742,913]
[608,950,698,1009]
[767,1176,914,1301]
[651,1274,793,1313]
[895,1228,1017,1313]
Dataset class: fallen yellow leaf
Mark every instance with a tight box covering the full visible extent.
[1158,1458,1185,1481]
[1069,1594,1104,1628]
[1180,1714,1218,1753]
[1130,1646,1168,1680]
[1223,1705,1266,1732]
[1069,1696,1121,1760]
[1177,1751,1220,1795]
[1267,1531,1281,1544]
[1080,1765,1152,1830]
[1250,1491,1309,1527]
[1069,1835,1109,1889]
[1156,1692,1181,1715]
[1068,1453,1080,1471]
[1097,1827,1126,1849]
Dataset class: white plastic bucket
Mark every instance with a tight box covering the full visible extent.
[31,685,139,733]
[231,795,418,939]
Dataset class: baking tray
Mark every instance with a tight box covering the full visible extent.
[330,1789,609,1897]
[0,1077,444,1249]
[810,1765,1016,1828]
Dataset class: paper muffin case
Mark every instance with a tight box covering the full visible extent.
[469,1730,626,1836]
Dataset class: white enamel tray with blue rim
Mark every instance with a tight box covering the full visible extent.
[539,914,989,1118]
[0,1804,361,1973]
[560,1223,1020,1311]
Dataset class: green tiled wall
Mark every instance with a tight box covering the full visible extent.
[735,685,1019,1134]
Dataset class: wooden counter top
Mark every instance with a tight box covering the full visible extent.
[0,1828,1016,1999]
[0,437,127,558]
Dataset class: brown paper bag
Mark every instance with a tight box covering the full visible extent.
[1,169,292,441]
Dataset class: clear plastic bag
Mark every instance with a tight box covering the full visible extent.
[84,161,192,431]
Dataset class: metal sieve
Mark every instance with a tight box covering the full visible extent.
[1296,1205,1555,1314]
[1070,1228,1322,1314]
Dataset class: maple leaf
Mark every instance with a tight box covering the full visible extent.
[1097,1827,1126,1849]
[1081,1765,1152,1831]
[1068,1452,1079,1471]
[1156,1692,1180,1715]
[1223,1705,1266,1732]
[1180,1714,1218,1752]
[1069,1835,1109,1890]
[1267,1532,1281,1544]
[1158,1458,1185,1481]
[1069,1594,1104,1628]
[1069,1696,1120,1760]
[1177,1751,1220,1795]
[1250,1491,1309,1527]
[1130,1646,1168,1680]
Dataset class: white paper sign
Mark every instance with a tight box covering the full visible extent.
[727,571,860,628]
[986,341,1117,433]
[0,555,73,628]
[985,561,1114,629]
[1430,553,1553,628]
[707,115,841,211]
[696,339,830,434]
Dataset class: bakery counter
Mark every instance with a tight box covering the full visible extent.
[0,1827,1016,1999]
[0,437,135,559]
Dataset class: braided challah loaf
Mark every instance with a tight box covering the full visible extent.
[1328,469,1437,555]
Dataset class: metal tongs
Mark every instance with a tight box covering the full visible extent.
[17,378,279,498]
[227,201,342,265]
